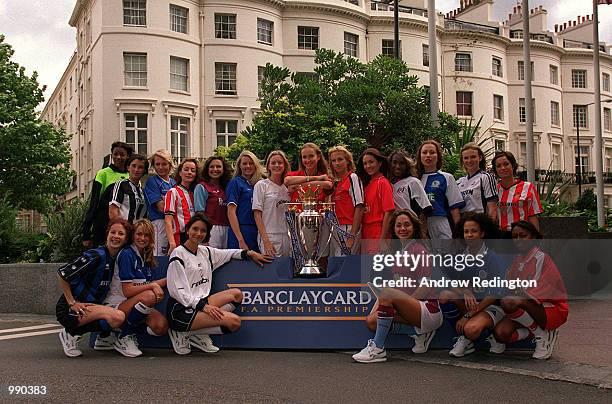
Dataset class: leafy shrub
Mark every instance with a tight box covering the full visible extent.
[44,199,87,262]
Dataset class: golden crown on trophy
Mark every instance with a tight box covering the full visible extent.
[298,184,320,203]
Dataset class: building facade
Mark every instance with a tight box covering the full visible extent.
[42,0,612,204]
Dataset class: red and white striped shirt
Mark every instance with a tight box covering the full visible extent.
[165,185,195,240]
[496,180,542,231]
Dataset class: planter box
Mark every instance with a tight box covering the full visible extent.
[0,263,62,315]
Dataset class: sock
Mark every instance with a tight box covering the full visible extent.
[190,326,223,336]
[390,322,418,336]
[440,302,461,328]
[373,305,395,349]
[98,320,111,334]
[509,327,530,342]
[120,302,152,337]
[507,309,542,334]
[146,326,161,337]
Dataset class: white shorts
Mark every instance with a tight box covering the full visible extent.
[208,225,229,249]
[426,216,452,240]
[329,224,360,256]
[258,232,290,257]
[484,304,505,326]
[153,219,169,256]
[416,300,443,334]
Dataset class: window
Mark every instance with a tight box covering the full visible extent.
[123,53,147,86]
[258,66,265,98]
[455,53,472,72]
[519,142,540,168]
[571,70,587,88]
[382,40,401,58]
[493,95,504,120]
[550,65,559,85]
[124,113,147,154]
[603,73,610,92]
[495,139,506,152]
[519,98,536,123]
[422,44,429,67]
[456,91,473,116]
[216,120,238,147]
[518,60,534,81]
[606,148,612,172]
[492,57,503,77]
[215,63,237,95]
[170,4,188,34]
[344,32,358,57]
[257,18,273,45]
[551,101,560,126]
[215,14,236,39]
[604,108,611,132]
[575,146,589,174]
[123,0,146,26]
[298,26,319,50]
[573,105,588,128]
[551,143,561,170]
[170,57,189,91]
[170,116,190,161]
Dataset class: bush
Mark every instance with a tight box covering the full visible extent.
[0,195,23,263]
[43,199,87,262]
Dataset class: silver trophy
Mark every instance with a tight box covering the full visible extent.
[285,185,334,277]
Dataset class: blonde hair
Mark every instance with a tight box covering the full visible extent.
[328,146,355,179]
[234,150,264,185]
[265,150,291,180]
[148,149,174,170]
[132,219,156,268]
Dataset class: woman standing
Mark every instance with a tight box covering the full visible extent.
[227,151,265,251]
[352,210,441,363]
[194,156,232,249]
[492,151,542,232]
[144,149,176,256]
[56,218,131,357]
[166,213,271,355]
[109,154,148,224]
[356,148,395,253]
[284,143,333,202]
[253,151,291,257]
[82,141,133,247]
[328,146,364,256]
[388,149,431,216]
[456,143,498,220]
[165,158,199,255]
[102,219,168,357]
[416,140,465,239]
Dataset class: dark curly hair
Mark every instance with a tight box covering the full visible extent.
[454,212,500,239]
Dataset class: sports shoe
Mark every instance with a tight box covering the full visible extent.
[113,334,142,358]
[352,339,387,363]
[532,329,558,360]
[169,329,191,355]
[59,329,83,358]
[189,334,220,353]
[93,333,116,351]
[412,330,435,354]
[449,335,475,357]
[487,335,506,354]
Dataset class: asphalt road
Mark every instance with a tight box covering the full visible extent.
[0,318,610,403]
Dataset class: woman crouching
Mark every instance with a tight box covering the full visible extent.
[166,213,271,355]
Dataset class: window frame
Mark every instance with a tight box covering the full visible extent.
[257,18,273,45]
[343,32,359,58]
[381,39,401,58]
[170,115,190,161]
[215,62,237,95]
[298,26,319,50]
[215,119,238,148]
[573,105,588,129]
[493,94,504,120]
[491,57,503,77]
[215,13,237,39]
[170,56,189,92]
[124,113,148,155]
[571,69,587,89]
[454,53,472,72]
[123,52,147,87]
[169,4,188,34]
[456,91,473,117]
[123,0,147,26]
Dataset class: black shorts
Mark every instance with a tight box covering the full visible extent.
[166,297,198,332]
[55,295,104,336]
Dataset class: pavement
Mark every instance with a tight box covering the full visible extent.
[0,300,611,401]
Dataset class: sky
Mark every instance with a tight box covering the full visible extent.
[0,0,610,105]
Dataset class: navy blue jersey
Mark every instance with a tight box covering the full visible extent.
[117,245,153,283]
[457,246,508,300]
[57,247,115,304]
[226,175,256,225]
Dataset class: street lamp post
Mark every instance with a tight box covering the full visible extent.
[381,0,400,59]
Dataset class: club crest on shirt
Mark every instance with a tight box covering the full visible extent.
[431,180,440,188]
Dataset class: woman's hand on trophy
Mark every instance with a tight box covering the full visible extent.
[263,240,277,257]
[203,304,225,321]
[247,250,273,267]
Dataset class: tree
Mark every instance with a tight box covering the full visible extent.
[0,35,73,212]
[218,49,449,164]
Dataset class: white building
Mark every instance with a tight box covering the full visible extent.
[42,0,612,204]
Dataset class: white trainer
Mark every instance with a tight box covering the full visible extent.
[169,329,191,355]
[487,335,506,354]
[532,329,558,360]
[412,330,435,354]
[189,334,220,353]
[449,335,475,357]
[93,333,116,351]
[59,329,83,358]
[113,334,143,358]
[352,339,387,363]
